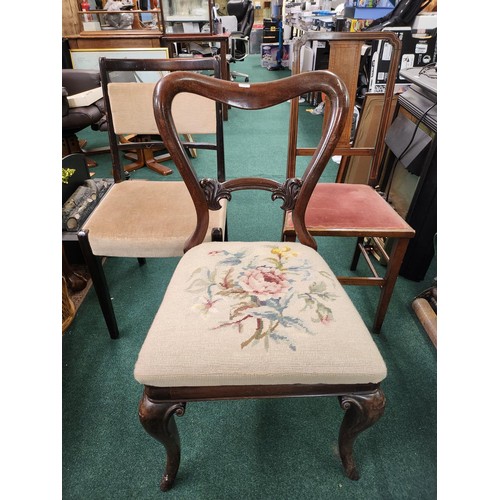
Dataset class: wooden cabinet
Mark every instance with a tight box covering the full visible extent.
[65,33,163,49]
[64,0,163,35]
[63,0,217,38]
[63,0,219,51]
[63,0,164,49]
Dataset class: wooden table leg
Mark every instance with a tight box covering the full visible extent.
[121,135,173,176]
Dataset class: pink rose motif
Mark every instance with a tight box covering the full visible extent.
[240,266,290,299]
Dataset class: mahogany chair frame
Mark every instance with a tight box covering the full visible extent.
[284,32,415,333]
[77,57,226,339]
[137,70,387,492]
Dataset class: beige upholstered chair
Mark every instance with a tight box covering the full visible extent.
[134,69,388,492]
[77,57,226,339]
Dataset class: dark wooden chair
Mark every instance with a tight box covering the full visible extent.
[134,69,388,492]
[77,57,226,339]
[282,32,415,333]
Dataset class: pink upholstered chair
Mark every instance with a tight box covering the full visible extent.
[282,183,415,332]
[282,32,415,333]
[134,69,388,492]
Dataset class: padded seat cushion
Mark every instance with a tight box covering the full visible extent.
[283,183,414,235]
[83,180,227,258]
[134,241,387,387]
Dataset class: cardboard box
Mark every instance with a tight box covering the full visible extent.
[368,27,437,93]
[67,87,103,108]
[261,42,290,69]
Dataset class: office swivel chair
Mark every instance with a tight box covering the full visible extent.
[226,0,254,82]
[62,69,108,168]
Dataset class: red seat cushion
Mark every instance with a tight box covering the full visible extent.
[285,183,414,235]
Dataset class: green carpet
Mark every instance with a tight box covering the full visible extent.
[63,55,437,499]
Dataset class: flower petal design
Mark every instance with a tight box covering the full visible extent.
[186,245,338,350]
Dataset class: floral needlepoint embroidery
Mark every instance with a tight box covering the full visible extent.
[187,246,338,351]
[240,266,290,299]
[193,296,221,316]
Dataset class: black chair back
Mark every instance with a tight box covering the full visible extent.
[227,0,254,57]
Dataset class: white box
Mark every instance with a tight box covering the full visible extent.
[67,87,103,108]
[412,13,437,33]
[83,21,101,31]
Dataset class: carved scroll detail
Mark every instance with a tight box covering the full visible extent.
[271,178,303,211]
[200,178,232,210]
[163,401,186,421]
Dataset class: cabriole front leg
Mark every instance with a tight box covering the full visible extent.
[338,388,386,480]
[138,391,186,492]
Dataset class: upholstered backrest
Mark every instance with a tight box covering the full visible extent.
[107,83,217,135]
[99,57,224,182]
[219,15,238,34]
[227,0,254,36]
[153,70,349,252]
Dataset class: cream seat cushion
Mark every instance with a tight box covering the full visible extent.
[134,241,387,387]
[83,180,227,258]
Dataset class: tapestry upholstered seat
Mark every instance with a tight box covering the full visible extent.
[135,241,386,387]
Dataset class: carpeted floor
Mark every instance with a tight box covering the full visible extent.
[62,55,437,499]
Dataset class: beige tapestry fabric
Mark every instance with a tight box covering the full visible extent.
[107,82,217,136]
[135,241,387,387]
[83,180,227,258]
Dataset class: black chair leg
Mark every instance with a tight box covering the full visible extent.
[77,230,120,339]
[350,237,364,271]
[211,227,223,242]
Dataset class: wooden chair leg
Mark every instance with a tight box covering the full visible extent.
[77,230,119,339]
[338,389,386,480]
[139,393,185,492]
[211,227,223,242]
[350,237,364,271]
[373,237,410,333]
